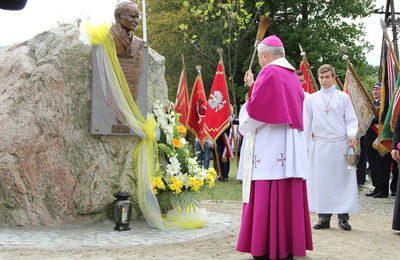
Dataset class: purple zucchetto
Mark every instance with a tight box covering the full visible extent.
[261,35,284,47]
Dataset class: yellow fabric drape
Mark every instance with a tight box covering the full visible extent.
[82,20,206,229]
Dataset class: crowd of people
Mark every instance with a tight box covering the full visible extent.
[191,35,399,260]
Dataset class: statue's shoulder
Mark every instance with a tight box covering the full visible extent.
[132,35,144,44]
[110,24,119,39]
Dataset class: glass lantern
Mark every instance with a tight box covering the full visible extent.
[112,191,132,231]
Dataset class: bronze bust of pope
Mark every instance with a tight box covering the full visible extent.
[111,1,143,102]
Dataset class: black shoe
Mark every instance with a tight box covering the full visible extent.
[338,220,352,231]
[366,190,377,196]
[391,192,396,196]
[313,220,330,229]
[222,177,228,182]
[373,192,388,198]
[253,255,268,260]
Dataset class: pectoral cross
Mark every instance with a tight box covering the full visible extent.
[253,155,261,168]
[277,153,286,166]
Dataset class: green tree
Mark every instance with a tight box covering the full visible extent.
[178,0,265,113]
[145,0,377,111]
[262,0,376,87]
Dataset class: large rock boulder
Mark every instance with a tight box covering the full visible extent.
[0,25,167,225]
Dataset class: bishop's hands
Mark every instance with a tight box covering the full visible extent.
[392,149,400,163]
[348,135,356,148]
[244,70,254,87]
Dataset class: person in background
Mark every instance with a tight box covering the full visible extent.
[296,70,305,86]
[390,110,400,231]
[194,138,213,170]
[304,64,359,231]
[365,82,397,198]
[216,104,235,181]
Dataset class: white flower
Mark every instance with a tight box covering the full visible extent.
[166,155,181,177]
[166,135,172,145]
[187,157,198,171]
[180,173,190,188]
[158,117,167,129]
[164,125,174,144]
[180,138,187,146]
[197,169,208,179]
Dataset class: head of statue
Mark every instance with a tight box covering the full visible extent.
[114,1,140,32]
[257,35,285,67]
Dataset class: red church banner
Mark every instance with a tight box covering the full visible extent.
[300,59,314,94]
[204,59,230,142]
[175,66,189,127]
[187,74,207,146]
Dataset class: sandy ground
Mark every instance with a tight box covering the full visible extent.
[1,200,399,260]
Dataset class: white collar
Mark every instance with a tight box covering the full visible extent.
[321,85,336,93]
[266,57,296,71]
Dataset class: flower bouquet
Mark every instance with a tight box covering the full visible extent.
[152,100,217,214]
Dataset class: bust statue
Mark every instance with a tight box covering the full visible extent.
[111,2,143,102]
[90,1,149,134]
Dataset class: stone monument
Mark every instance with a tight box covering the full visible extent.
[0,22,167,225]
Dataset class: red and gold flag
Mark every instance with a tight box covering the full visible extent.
[300,58,317,94]
[300,59,314,94]
[204,59,230,142]
[187,73,207,146]
[342,62,377,137]
[175,64,189,127]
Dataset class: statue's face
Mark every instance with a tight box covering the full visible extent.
[118,4,139,32]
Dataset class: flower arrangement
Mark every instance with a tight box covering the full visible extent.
[152,99,217,213]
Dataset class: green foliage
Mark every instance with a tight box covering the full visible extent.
[354,63,380,98]
[158,143,175,158]
[200,159,242,201]
[145,0,377,112]
[156,189,198,213]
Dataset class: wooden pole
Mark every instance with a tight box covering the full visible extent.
[335,77,344,91]
[213,145,222,180]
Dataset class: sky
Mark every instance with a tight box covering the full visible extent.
[0,0,394,66]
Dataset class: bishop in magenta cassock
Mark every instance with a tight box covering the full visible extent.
[236,35,313,260]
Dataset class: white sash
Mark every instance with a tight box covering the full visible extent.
[242,129,256,203]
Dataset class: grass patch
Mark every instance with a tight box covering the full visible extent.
[200,159,242,201]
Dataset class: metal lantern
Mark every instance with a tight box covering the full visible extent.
[112,191,132,231]
[344,146,359,170]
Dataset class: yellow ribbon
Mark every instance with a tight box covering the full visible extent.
[143,115,157,141]
[81,21,112,46]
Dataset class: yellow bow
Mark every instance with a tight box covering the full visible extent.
[81,20,112,46]
[143,115,157,141]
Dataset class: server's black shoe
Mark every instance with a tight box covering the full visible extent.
[338,220,352,231]
[373,192,388,198]
[313,220,330,229]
